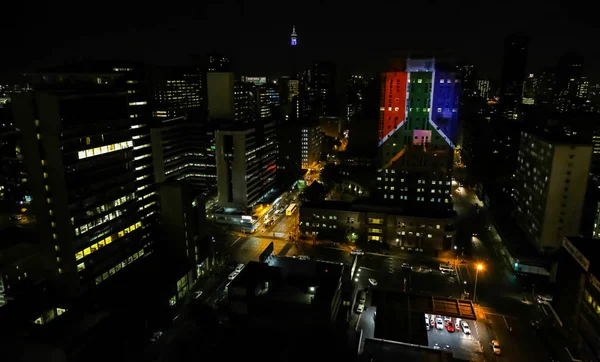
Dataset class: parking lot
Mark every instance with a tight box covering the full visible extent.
[426,314,483,361]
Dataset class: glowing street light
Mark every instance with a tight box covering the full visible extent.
[473,263,484,303]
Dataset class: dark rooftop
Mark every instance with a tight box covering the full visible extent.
[374,307,429,346]
[229,259,344,320]
[363,338,463,362]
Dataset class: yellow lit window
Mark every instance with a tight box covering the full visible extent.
[83,247,91,256]
[41,160,45,166]
[105,236,112,244]
[77,262,85,272]
[75,251,84,260]
[86,137,91,145]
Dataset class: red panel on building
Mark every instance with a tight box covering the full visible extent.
[379,72,407,141]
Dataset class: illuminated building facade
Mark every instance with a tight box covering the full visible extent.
[13,91,151,297]
[301,124,323,169]
[215,121,277,209]
[152,67,203,119]
[376,58,460,214]
[512,131,591,253]
[151,116,216,195]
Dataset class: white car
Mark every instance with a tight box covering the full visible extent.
[368,278,378,286]
[235,264,245,272]
[401,263,411,269]
[351,249,365,255]
[491,340,501,355]
[435,318,444,330]
[228,271,239,280]
[460,321,471,334]
[425,318,430,330]
[356,303,365,313]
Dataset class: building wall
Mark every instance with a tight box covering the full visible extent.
[514,132,592,252]
[299,205,453,252]
[215,129,251,208]
[379,72,407,142]
[207,72,235,120]
[301,125,323,169]
[541,144,591,251]
[14,92,150,296]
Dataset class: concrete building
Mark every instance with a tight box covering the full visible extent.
[299,200,455,252]
[228,258,344,325]
[151,116,216,196]
[376,59,460,214]
[512,131,592,253]
[554,237,600,361]
[215,122,277,210]
[206,72,235,121]
[13,91,151,297]
[301,123,323,169]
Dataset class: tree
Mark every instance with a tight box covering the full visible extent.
[300,182,327,203]
[320,164,342,190]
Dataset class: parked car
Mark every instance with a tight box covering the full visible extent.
[356,303,365,313]
[425,317,430,330]
[446,321,455,332]
[435,318,444,330]
[368,278,378,286]
[351,249,365,255]
[401,262,411,270]
[461,321,471,334]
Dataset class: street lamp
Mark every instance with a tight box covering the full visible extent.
[473,264,483,303]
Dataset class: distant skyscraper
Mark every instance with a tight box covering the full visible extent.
[207,52,232,72]
[311,62,338,118]
[376,58,460,213]
[476,79,490,99]
[499,33,530,120]
[521,74,537,105]
[554,51,586,113]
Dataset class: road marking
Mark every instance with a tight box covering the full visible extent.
[503,315,510,330]
[231,237,242,246]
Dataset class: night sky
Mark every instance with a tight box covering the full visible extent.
[2,0,599,80]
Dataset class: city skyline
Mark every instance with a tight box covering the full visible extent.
[2,1,600,80]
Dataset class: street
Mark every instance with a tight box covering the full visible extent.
[452,185,555,362]
[147,184,558,362]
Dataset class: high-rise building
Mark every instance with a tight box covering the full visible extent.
[521,73,537,105]
[301,124,323,169]
[499,33,530,120]
[512,130,592,253]
[376,58,459,213]
[311,62,338,118]
[207,52,232,72]
[13,90,151,296]
[151,116,216,196]
[476,79,490,99]
[255,82,280,120]
[207,72,235,121]
[346,74,367,120]
[554,52,585,113]
[234,81,257,123]
[215,121,277,209]
[152,67,204,119]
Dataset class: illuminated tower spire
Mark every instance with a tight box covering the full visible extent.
[291,26,298,46]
